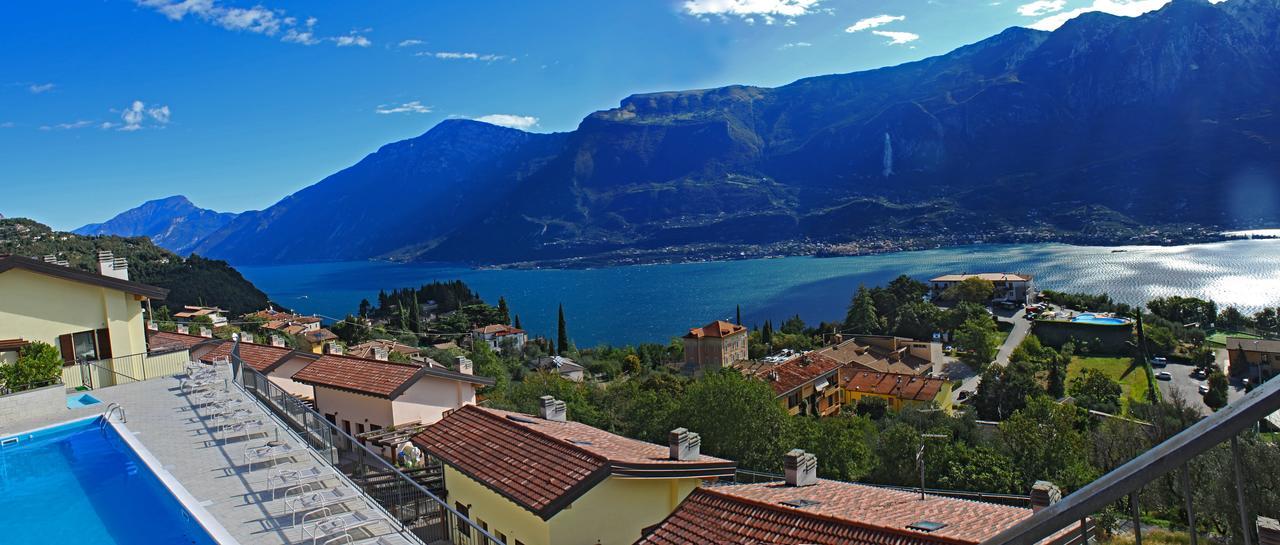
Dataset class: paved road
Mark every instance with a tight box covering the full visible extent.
[952,308,1030,401]
[1155,357,1246,415]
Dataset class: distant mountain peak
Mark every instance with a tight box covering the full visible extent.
[73,195,238,255]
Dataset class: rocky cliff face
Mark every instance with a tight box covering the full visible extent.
[193,0,1280,265]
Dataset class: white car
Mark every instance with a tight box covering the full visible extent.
[1150,357,1168,367]
[1198,383,1210,395]
[1156,371,1173,381]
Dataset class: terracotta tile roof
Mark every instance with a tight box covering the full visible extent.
[472,324,526,336]
[638,480,1073,545]
[292,354,493,398]
[301,328,338,343]
[684,320,746,339]
[199,341,295,373]
[1226,337,1280,353]
[816,339,930,375]
[147,330,216,352]
[754,353,845,397]
[413,405,735,520]
[347,339,422,360]
[930,273,1032,283]
[844,371,946,402]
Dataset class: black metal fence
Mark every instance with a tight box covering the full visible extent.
[236,363,502,545]
[0,377,61,396]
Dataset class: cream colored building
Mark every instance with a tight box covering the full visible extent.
[0,254,167,381]
[413,402,735,545]
[682,320,748,371]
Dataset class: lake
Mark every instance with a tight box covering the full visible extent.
[238,237,1280,347]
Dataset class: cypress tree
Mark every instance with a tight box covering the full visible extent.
[557,304,569,355]
[498,296,511,325]
[513,315,522,330]
[736,305,742,326]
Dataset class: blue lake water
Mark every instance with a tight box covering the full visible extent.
[238,238,1280,347]
[0,417,219,545]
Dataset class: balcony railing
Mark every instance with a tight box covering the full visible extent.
[64,348,191,389]
[233,348,503,545]
[982,375,1280,545]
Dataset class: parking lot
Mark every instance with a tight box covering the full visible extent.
[1154,358,1246,415]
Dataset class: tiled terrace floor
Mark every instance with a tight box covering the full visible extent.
[5,371,417,545]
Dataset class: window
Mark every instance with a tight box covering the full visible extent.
[454,503,471,540]
[325,413,336,424]
[496,530,508,544]
[786,392,800,408]
[72,331,98,361]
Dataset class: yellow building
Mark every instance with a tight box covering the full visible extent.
[413,400,735,545]
[0,254,166,373]
[842,370,953,413]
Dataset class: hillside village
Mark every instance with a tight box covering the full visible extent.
[3,245,1279,545]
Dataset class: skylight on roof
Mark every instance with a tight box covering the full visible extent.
[907,520,948,532]
[506,415,538,424]
[780,499,821,509]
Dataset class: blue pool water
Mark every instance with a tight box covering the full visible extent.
[1072,313,1132,325]
[67,393,102,408]
[0,417,220,545]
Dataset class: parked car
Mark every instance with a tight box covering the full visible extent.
[1151,357,1168,367]
[1191,369,1207,379]
[1156,371,1173,381]
[1198,383,1210,395]
[957,390,973,402]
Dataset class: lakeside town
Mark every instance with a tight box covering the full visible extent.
[2,249,1278,545]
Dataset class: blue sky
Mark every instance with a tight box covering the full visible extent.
[2,0,1188,230]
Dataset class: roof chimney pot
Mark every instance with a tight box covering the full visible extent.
[538,395,566,422]
[1030,481,1061,513]
[668,428,701,461]
[784,449,818,487]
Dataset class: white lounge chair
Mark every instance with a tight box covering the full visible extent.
[302,511,380,544]
[223,417,269,445]
[285,486,359,526]
[323,535,402,545]
[267,466,328,500]
[244,441,295,471]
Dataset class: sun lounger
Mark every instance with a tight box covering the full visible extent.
[285,486,359,526]
[323,535,403,545]
[243,441,295,471]
[302,511,379,544]
[222,417,269,445]
[267,466,328,500]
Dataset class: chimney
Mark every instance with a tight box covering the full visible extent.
[668,428,701,461]
[271,335,286,348]
[1259,517,1280,545]
[373,347,389,361]
[456,356,473,375]
[784,449,818,487]
[240,333,254,344]
[1030,481,1061,513]
[538,395,566,422]
[95,250,129,280]
[833,333,843,344]
[177,324,189,335]
[199,327,212,338]
[324,341,342,355]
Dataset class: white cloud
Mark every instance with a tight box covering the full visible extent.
[1026,0,1224,31]
[779,41,812,49]
[681,0,822,17]
[334,32,371,47]
[474,114,538,130]
[28,83,55,94]
[118,100,171,131]
[845,14,905,32]
[39,120,94,131]
[872,30,920,45]
[398,39,424,47]
[375,101,432,115]
[136,1,355,47]
[0,121,15,128]
[417,51,506,61]
[1017,0,1066,16]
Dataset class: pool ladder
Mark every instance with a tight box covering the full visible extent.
[102,403,126,425]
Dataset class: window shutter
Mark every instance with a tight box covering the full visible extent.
[95,328,113,360]
[58,334,75,365]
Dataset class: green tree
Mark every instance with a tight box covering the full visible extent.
[669,370,792,472]
[870,422,924,486]
[999,396,1096,490]
[974,360,1042,420]
[1068,368,1123,414]
[0,341,63,391]
[1217,306,1250,330]
[1204,370,1229,410]
[955,317,998,367]
[933,443,1021,494]
[735,305,742,326]
[497,296,511,325]
[844,286,883,334]
[894,301,941,341]
[513,314,522,330]
[791,415,876,481]
[943,277,995,304]
[556,304,569,355]
[780,314,806,335]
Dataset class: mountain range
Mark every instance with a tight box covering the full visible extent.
[74,196,239,255]
[100,0,1280,266]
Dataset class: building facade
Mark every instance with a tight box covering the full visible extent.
[682,320,748,371]
[930,272,1035,305]
[471,324,527,353]
[1226,337,1280,380]
[842,370,953,413]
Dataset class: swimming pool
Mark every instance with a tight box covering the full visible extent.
[0,417,230,544]
[1072,313,1132,325]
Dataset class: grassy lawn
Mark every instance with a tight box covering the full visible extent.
[1205,330,1261,347]
[1067,356,1152,412]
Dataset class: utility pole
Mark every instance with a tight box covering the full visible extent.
[917,433,948,500]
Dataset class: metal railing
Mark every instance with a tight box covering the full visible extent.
[0,377,62,396]
[70,348,190,389]
[235,359,503,545]
[982,375,1280,545]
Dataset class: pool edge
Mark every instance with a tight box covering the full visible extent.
[107,418,243,545]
